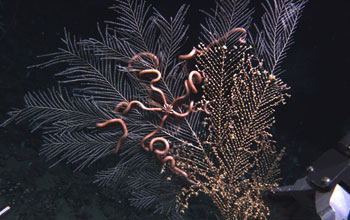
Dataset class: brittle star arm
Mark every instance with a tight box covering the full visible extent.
[140,114,168,152]
[203,101,211,115]
[150,137,200,185]
[115,100,163,114]
[170,70,203,104]
[170,79,191,106]
[172,101,194,118]
[138,69,167,105]
[96,119,128,154]
[128,52,166,106]
[178,47,200,61]
[178,27,247,61]
[207,27,247,48]
[186,71,202,94]
[176,28,249,116]
[128,52,159,70]
[164,156,200,185]
[141,126,161,152]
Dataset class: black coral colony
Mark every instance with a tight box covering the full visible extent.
[2,0,308,219]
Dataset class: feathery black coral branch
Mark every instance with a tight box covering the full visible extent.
[1,0,308,219]
[252,0,308,76]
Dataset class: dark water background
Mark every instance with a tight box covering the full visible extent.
[0,0,349,219]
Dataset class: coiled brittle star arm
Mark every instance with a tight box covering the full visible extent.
[177,28,247,115]
[149,137,200,185]
[138,69,167,105]
[207,27,247,48]
[96,119,128,154]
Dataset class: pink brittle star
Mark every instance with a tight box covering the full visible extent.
[97,52,202,184]
[96,27,246,184]
[120,53,204,184]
